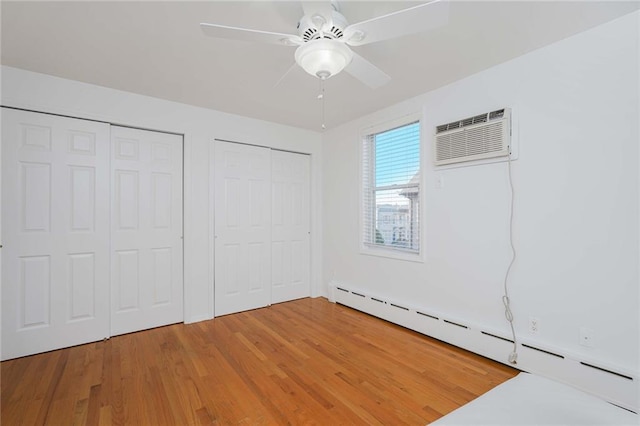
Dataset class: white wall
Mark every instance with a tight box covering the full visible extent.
[323,9,639,399]
[2,6,638,409]
[1,66,323,323]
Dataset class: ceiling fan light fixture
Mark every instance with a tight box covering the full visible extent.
[295,39,353,80]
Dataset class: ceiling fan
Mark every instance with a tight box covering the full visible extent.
[200,1,449,89]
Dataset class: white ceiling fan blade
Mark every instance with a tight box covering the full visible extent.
[301,1,334,28]
[343,0,449,47]
[344,52,390,89]
[200,23,302,46]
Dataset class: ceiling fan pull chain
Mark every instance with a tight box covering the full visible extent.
[318,78,326,130]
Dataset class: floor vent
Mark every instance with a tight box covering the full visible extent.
[352,292,366,298]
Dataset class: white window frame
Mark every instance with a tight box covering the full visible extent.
[359,113,424,262]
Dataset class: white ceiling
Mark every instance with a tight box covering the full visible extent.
[2,1,638,131]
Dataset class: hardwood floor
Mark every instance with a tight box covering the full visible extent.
[2,298,517,425]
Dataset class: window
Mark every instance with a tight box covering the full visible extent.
[362,119,421,258]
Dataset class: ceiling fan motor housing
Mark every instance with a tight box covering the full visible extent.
[297,10,349,42]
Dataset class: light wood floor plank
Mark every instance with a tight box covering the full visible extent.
[2,298,517,425]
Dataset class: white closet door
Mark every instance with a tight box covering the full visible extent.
[110,126,183,336]
[271,151,311,303]
[1,108,110,360]
[214,141,271,316]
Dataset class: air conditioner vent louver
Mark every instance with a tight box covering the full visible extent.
[472,114,488,124]
[434,108,511,166]
[435,113,494,134]
[489,109,505,120]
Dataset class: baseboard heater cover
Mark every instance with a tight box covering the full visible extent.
[390,303,409,311]
[417,311,439,320]
[580,362,634,381]
[521,343,565,359]
[443,319,468,329]
[332,284,638,412]
[481,331,514,344]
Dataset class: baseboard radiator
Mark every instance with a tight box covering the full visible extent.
[331,284,638,413]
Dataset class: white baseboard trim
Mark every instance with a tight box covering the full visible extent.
[332,284,639,413]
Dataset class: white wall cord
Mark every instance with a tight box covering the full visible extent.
[503,151,518,364]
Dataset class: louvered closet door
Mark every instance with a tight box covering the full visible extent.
[110,126,183,336]
[271,150,311,303]
[214,141,271,316]
[1,108,110,360]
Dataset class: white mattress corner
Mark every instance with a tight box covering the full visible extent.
[431,372,639,425]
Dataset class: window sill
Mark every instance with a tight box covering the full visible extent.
[360,245,424,263]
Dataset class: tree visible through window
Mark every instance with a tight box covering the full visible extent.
[362,120,421,255]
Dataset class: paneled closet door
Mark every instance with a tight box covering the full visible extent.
[271,150,311,303]
[110,126,183,336]
[1,108,110,360]
[214,141,271,316]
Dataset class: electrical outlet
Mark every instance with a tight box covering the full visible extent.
[580,327,595,347]
[529,316,540,334]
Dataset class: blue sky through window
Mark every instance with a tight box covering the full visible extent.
[375,122,420,188]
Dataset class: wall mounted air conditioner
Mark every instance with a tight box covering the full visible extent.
[434,108,511,166]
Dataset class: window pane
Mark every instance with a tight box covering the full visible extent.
[362,119,421,257]
[375,122,420,187]
[373,187,419,251]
